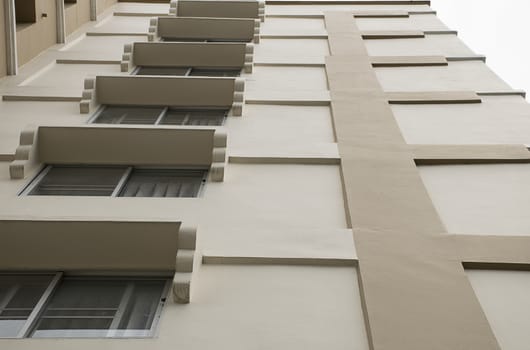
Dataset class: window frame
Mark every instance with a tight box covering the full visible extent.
[131,66,241,77]
[20,165,209,198]
[87,105,228,127]
[0,272,172,339]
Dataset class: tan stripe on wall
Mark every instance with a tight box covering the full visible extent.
[323,11,501,350]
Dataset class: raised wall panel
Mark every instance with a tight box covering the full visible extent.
[364,34,475,58]
[419,164,530,236]
[375,61,511,92]
[254,38,330,60]
[467,270,530,350]
[246,66,328,92]
[393,96,530,145]
[227,105,335,155]
[356,14,448,32]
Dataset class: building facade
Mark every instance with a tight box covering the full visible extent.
[1,0,530,349]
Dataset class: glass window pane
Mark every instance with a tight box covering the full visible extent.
[0,275,54,338]
[29,166,127,196]
[31,278,167,338]
[189,68,241,77]
[161,109,227,126]
[119,169,206,198]
[136,67,189,76]
[93,106,164,125]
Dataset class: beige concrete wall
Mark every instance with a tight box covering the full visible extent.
[96,0,118,16]
[266,4,432,15]
[467,270,530,350]
[227,105,335,156]
[419,164,530,235]
[254,38,330,60]
[246,66,328,92]
[364,34,475,57]
[65,0,91,36]
[0,265,369,350]
[393,95,530,145]
[375,61,511,92]
[15,0,57,67]
[0,0,7,78]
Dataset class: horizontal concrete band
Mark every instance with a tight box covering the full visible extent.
[260,30,427,39]
[229,155,340,165]
[202,255,357,267]
[265,11,437,19]
[456,235,530,268]
[86,32,149,36]
[266,0,431,4]
[411,144,530,164]
[256,55,455,67]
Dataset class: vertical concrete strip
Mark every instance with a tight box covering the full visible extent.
[90,0,97,21]
[56,0,66,44]
[323,12,501,350]
[5,0,17,75]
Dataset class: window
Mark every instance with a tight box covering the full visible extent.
[14,0,36,25]
[135,66,240,77]
[24,166,208,198]
[92,106,227,126]
[161,38,250,43]
[0,274,170,338]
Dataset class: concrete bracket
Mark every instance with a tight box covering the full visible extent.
[80,77,97,114]
[258,0,265,22]
[244,43,254,73]
[231,78,245,117]
[148,18,159,42]
[173,225,198,304]
[9,125,39,180]
[253,19,261,43]
[169,0,178,15]
[121,43,134,73]
[210,129,227,182]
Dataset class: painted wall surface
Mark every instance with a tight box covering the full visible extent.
[15,0,57,67]
[0,265,369,350]
[0,0,7,78]
[365,34,475,57]
[64,0,91,36]
[227,105,335,156]
[254,38,329,60]
[375,61,511,92]
[393,95,530,145]
[60,35,147,60]
[0,2,529,350]
[467,270,530,350]
[266,4,432,15]
[356,14,448,31]
[419,164,530,236]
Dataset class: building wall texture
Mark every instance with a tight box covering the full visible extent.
[0,1,530,350]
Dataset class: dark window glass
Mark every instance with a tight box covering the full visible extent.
[31,278,167,338]
[0,275,54,337]
[136,67,189,76]
[29,166,127,196]
[189,68,240,77]
[119,169,206,198]
[160,109,227,126]
[93,106,165,125]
